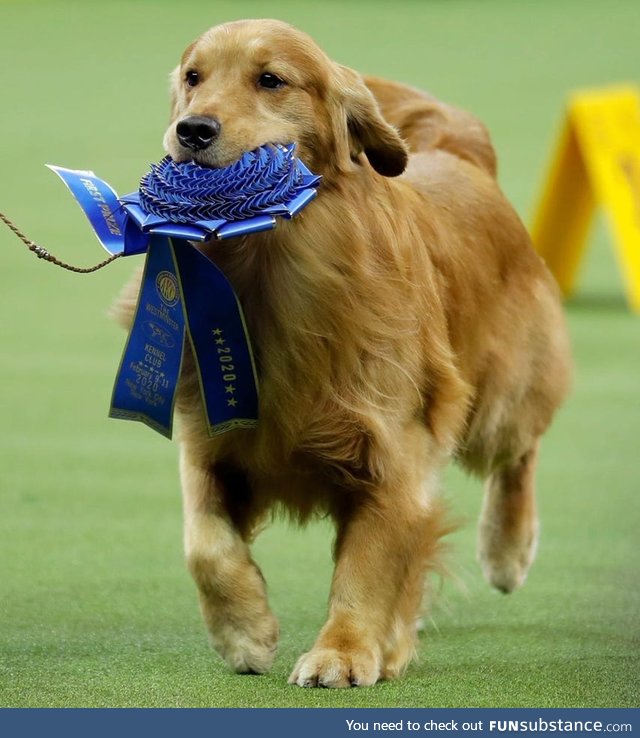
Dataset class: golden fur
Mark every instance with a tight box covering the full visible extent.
[113,19,571,687]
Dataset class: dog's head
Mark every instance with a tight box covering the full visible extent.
[163,19,408,179]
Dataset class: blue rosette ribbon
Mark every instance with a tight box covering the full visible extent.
[49,144,321,438]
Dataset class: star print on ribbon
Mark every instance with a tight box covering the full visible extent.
[49,145,321,438]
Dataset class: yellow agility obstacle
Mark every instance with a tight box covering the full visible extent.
[531,85,640,312]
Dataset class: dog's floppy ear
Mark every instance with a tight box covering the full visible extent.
[336,65,408,177]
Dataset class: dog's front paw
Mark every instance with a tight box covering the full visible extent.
[209,610,279,674]
[288,647,381,688]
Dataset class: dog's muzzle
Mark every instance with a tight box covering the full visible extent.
[176,116,221,151]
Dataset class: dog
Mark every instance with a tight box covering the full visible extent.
[113,18,571,688]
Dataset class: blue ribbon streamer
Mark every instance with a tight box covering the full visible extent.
[173,240,259,435]
[49,146,320,438]
[109,236,186,438]
[48,166,130,256]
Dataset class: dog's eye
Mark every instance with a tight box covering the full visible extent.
[185,70,200,88]
[258,72,286,90]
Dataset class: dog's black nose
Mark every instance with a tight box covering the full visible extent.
[176,116,221,151]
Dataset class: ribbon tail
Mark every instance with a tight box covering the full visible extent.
[48,165,127,256]
[109,235,185,438]
[171,239,259,436]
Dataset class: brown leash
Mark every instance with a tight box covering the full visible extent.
[0,210,122,273]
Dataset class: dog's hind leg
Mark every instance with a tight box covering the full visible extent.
[180,447,278,673]
[477,441,540,594]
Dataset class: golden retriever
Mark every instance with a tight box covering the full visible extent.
[113,19,571,688]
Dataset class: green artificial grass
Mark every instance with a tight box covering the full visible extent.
[0,0,638,709]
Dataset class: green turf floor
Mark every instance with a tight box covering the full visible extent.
[0,0,638,709]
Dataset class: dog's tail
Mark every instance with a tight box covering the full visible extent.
[364,75,497,177]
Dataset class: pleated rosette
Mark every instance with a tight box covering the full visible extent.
[120,143,321,246]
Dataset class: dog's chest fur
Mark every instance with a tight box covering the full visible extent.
[176,209,431,489]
